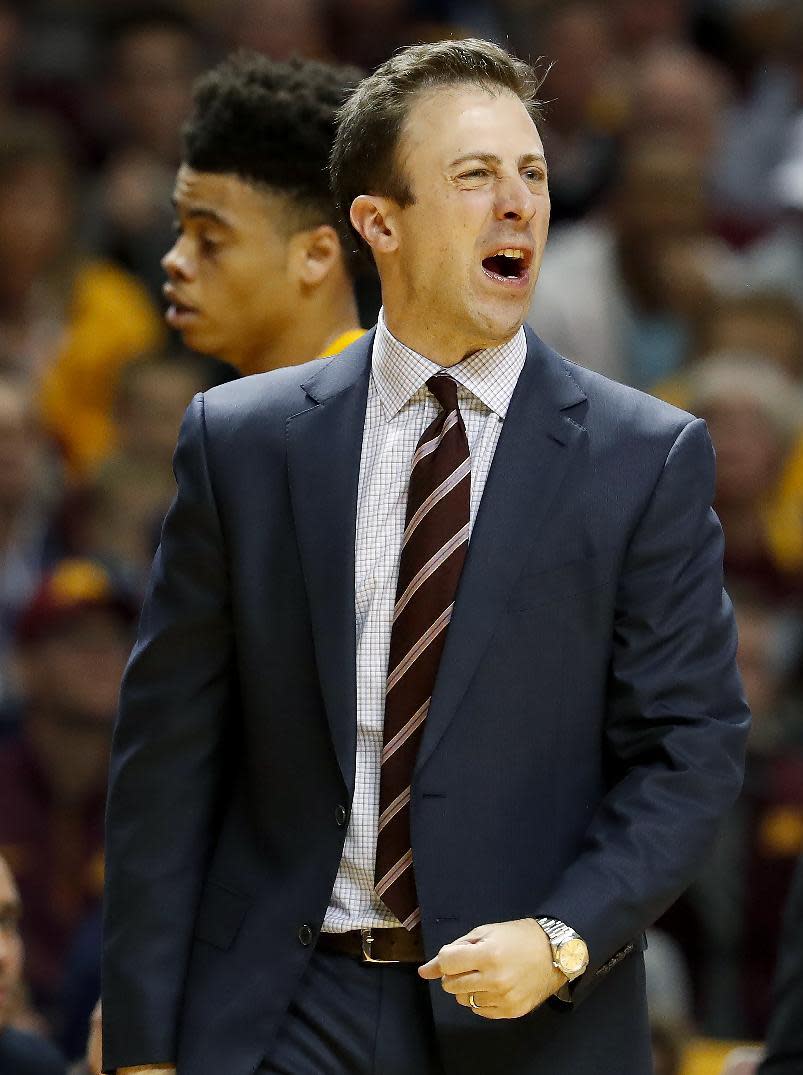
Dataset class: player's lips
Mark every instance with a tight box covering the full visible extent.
[480,243,533,289]
[163,284,201,327]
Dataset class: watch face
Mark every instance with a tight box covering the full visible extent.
[558,938,589,976]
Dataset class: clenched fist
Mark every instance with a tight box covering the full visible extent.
[418,918,567,1019]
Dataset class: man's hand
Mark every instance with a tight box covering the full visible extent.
[418,919,567,1019]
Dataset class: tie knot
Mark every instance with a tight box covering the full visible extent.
[426,374,458,414]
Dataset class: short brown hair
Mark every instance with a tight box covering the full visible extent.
[330,38,547,257]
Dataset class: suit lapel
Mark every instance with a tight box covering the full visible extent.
[414,328,588,777]
[286,331,374,796]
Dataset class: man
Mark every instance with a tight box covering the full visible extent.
[0,854,65,1074]
[103,39,749,1075]
[162,51,364,375]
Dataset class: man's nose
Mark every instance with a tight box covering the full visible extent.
[494,175,537,223]
[162,239,192,281]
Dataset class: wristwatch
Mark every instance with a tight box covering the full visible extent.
[536,917,589,981]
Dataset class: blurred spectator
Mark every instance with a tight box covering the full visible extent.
[529,134,740,388]
[746,113,803,307]
[0,560,136,1024]
[646,927,694,1075]
[84,5,207,302]
[687,355,803,602]
[0,113,164,474]
[0,375,66,720]
[66,997,100,1075]
[0,852,65,1074]
[680,592,803,1037]
[538,2,619,224]
[695,292,803,383]
[608,0,689,58]
[651,1018,686,1075]
[220,0,329,62]
[710,0,799,238]
[655,289,803,407]
[626,44,732,175]
[163,51,364,375]
[646,928,695,1029]
[328,0,421,70]
[0,1,22,121]
[68,351,238,589]
[59,910,100,1066]
[758,848,803,1073]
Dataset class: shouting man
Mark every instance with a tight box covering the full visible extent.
[103,39,749,1075]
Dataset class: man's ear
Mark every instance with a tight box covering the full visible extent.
[290,225,342,287]
[350,194,398,257]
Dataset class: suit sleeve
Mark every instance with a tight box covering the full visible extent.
[535,417,751,1006]
[102,393,236,1070]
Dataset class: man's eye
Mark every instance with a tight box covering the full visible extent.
[461,169,490,180]
[523,169,546,183]
[200,236,219,255]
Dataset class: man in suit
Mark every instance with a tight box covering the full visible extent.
[102,38,750,1075]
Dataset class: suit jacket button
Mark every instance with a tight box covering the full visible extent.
[335,805,348,828]
[298,923,314,946]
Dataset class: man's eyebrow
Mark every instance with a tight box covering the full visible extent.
[170,198,233,228]
[448,152,548,170]
[520,153,548,169]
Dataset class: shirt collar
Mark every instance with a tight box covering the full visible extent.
[371,309,527,420]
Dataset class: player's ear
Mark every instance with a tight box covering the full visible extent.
[292,225,341,287]
[350,194,399,257]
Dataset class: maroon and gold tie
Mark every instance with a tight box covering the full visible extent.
[375,374,471,929]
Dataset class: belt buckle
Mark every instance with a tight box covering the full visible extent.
[360,927,400,964]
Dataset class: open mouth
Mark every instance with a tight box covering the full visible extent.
[481,247,530,284]
[164,289,201,327]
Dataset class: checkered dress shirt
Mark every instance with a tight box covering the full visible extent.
[323,310,528,932]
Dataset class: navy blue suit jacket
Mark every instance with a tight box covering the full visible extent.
[102,328,750,1074]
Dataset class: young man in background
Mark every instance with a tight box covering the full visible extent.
[162,52,365,375]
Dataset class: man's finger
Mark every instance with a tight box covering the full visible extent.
[437,938,490,977]
[455,923,495,944]
[456,991,499,1011]
[417,956,443,979]
[419,940,481,979]
[439,969,483,995]
[418,924,495,980]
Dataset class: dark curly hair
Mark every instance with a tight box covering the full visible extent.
[183,52,362,232]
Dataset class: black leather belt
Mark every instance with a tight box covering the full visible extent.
[317,926,425,964]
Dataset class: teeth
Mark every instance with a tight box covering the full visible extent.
[497,248,524,259]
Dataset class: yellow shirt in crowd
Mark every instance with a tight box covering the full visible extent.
[38,260,165,475]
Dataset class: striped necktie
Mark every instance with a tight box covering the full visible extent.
[375,374,471,929]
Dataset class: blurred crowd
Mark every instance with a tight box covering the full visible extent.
[0,0,801,1072]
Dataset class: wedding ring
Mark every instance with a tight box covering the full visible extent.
[469,992,480,1010]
